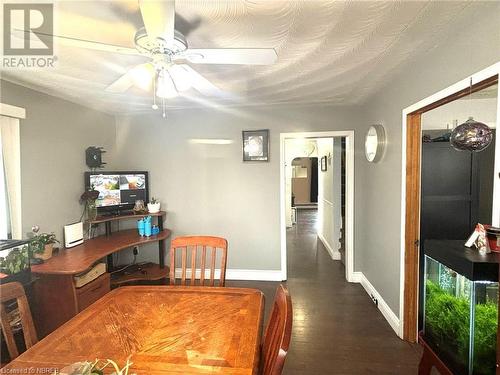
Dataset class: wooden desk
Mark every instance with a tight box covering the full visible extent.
[3,286,264,375]
[32,229,171,337]
[32,229,171,275]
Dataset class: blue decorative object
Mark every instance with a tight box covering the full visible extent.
[144,216,152,237]
[450,117,493,152]
[137,219,145,236]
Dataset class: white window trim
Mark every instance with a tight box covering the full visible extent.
[0,102,24,239]
[0,103,26,119]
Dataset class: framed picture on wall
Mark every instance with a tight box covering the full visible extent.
[242,129,269,162]
[320,156,327,172]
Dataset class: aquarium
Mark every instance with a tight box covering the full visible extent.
[424,255,498,375]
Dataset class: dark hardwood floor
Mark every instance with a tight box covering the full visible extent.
[228,209,422,374]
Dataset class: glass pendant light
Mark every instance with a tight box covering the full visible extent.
[450,78,493,152]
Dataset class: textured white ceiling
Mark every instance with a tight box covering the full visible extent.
[0,1,492,114]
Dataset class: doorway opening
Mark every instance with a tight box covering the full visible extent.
[401,65,500,342]
[280,131,355,282]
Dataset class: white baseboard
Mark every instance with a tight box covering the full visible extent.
[350,271,362,283]
[175,268,283,281]
[317,233,341,260]
[356,273,401,337]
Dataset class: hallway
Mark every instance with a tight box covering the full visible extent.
[229,209,422,374]
[284,209,421,374]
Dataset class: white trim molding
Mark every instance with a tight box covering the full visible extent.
[318,233,341,260]
[280,130,355,282]
[358,273,400,336]
[0,103,26,119]
[175,268,283,281]
[350,271,363,283]
[0,115,22,239]
[400,61,500,341]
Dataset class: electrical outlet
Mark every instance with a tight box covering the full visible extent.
[133,246,139,256]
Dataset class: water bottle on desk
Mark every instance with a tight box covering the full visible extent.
[137,219,145,236]
[144,216,152,237]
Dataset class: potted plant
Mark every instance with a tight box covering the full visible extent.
[31,232,59,260]
[0,246,30,280]
[59,358,134,375]
[147,197,161,213]
[80,188,100,221]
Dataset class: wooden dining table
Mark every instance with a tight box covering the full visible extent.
[3,286,265,374]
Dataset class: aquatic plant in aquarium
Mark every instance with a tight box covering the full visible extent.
[424,256,498,375]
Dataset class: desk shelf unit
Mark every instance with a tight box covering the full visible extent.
[89,211,168,286]
[32,211,171,337]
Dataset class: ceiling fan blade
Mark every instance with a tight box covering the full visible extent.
[175,64,223,96]
[183,48,277,65]
[12,29,139,56]
[106,63,154,93]
[106,73,134,93]
[139,0,175,43]
[168,64,193,92]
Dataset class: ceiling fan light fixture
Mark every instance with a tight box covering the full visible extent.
[130,64,154,91]
[156,69,177,99]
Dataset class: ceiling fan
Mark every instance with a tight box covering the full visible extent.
[17,0,277,115]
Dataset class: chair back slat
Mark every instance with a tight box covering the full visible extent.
[190,247,197,286]
[0,282,38,360]
[261,284,292,375]
[181,247,187,286]
[170,236,228,287]
[210,247,216,286]
[200,246,207,285]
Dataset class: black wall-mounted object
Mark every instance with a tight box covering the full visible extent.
[86,146,106,169]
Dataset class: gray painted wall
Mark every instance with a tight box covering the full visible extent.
[0,80,116,243]
[114,105,361,270]
[356,2,500,315]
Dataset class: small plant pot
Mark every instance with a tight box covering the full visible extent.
[147,202,161,213]
[34,243,54,261]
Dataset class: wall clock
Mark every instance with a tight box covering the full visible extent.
[365,125,386,163]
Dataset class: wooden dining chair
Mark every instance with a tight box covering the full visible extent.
[0,282,38,360]
[261,284,293,375]
[169,236,228,286]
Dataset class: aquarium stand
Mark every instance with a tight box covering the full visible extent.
[423,240,500,375]
[419,331,453,375]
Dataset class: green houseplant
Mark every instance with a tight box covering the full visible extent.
[31,232,59,261]
[0,246,29,275]
[59,358,134,375]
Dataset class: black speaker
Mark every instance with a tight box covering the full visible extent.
[86,146,106,169]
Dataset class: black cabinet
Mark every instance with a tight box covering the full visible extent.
[421,142,479,240]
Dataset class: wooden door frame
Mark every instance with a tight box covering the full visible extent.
[400,62,500,342]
